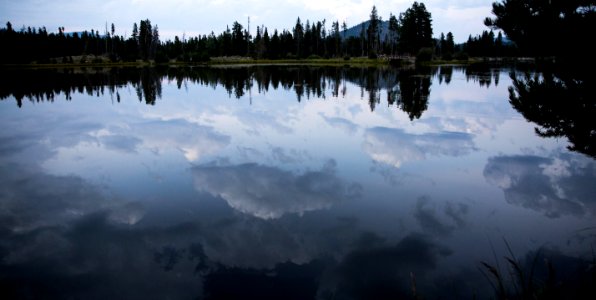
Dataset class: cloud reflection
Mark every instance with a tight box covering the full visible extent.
[0,166,146,233]
[484,154,596,218]
[323,232,452,299]
[105,119,231,162]
[192,160,360,219]
[414,196,469,236]
[364,127,476,168]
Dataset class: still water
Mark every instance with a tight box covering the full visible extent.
[0,66,594,299]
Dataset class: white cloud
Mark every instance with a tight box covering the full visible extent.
[192,160,359,219]
[95,119,231,162]
[484,154,596,218]
[364,127,476,168]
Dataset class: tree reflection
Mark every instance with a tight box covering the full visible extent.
[437,66,453,85]
[2,66,440,118]
[387,68,431,120]
[508,69,595,158]
[464,64,500,88]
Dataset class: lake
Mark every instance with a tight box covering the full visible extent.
[1,65,594,299]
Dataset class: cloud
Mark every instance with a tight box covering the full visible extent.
[320,114,359,136]
[414,196,469,236]
[270,146,310,164]
[236,109,294,136]
[0,213,203,299]
[0,165,148,233]
[96,119,230,161]
[324,232,452,299]
[99,134,143,153]
[483,154,596,218]
[192,160,359,219]
[203,259,326,300]
[363,127,476,168]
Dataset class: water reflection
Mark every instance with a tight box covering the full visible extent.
[192,159,361,219]
[484,153,596,218]
[508,69,595,158]
[364,127,476,168]
[1,65,594,299]
[1,66,505,120]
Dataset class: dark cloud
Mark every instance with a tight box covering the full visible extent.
[0,118,101,166]
[0,213,203,300]
[203,259,328,300]
[414,196,469,236]
[364,127,476,167]
[0,164,147,232]
[484,154,596,218]
[322,233,452,300]
[192,160,360,219]
[0,167,111,232]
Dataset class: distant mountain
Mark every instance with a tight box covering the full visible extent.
[340,20,392,41]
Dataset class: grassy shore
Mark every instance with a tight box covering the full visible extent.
[1,55,534,69]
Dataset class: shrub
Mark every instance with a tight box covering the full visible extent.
[441,53,453,61]
[109,53,119,62]
[416,47,434,62]
[343,55,351,61]
[368,52,378,59]
[454,51,469,61]
[190,52,209,63]
[154,51,169,63]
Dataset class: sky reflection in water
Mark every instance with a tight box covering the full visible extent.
[0,66,594,299]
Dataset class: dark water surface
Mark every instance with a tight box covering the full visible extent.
[1,66,594,299]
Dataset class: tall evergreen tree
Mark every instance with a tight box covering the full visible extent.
[367,6,380,56]
[445,32,454,55]
[293,18,304,58]
[388,13,399,56]
[485,0,596,58]
[399,1,433,54]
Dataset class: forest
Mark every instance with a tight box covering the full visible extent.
[0,1,593,65]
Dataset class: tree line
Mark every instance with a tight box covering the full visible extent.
[1,1,592,64]
[0,2,440,64]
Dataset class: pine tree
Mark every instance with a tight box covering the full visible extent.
[398,1,433,54]
[388,14,399,56]
[293,17,304,58]
[367,6,380,56]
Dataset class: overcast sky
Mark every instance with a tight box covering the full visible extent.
[1,0,496,43]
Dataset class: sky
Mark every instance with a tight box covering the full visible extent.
[1,0,496,43]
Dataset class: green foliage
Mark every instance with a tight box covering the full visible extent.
[416,47,433,62]
[485,0,596,58]
[154,51,169,63]
[454,52,469,61]
[388,14,399,56]
[441,53,453,61]
[367,6,381,56]
[399,2,433,55]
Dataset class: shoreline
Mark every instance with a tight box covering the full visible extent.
[0,56,535,69]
